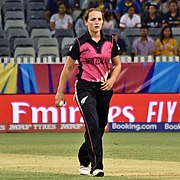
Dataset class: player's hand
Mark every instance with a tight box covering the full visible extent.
[55,92,64,107]
[100,78,115,91]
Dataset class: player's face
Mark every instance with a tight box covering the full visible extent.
[86,11,103,34]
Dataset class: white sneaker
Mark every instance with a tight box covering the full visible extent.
[91,169,104,177]
[79,165,90,175]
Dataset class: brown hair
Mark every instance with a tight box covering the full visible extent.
[83,8,103,22]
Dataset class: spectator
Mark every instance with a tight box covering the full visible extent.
[142,3,162,28]
[132,25,155,56]
[45,0,71,21]
[144,0,161,10]
[74,10,87,35]
[155,25,179,56]
[103,10,115,30]
[82,0,96,9]
[114,33,127,55]
[115,0,141,21]
[104,0,117,10]
[50,2,73,31]
[162,0,180,28]
[119,6,141,30]
[95,0,112,13]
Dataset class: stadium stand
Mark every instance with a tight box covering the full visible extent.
[0,0,179,62]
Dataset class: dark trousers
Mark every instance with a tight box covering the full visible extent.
[75,79,113,172]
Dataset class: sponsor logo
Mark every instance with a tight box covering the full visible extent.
[85,57,109,65]
[82,47,90,53]
[111,123,157,132]
[60,123,84,130]
[81,96,88,105]
[164,123,180,130]
[0,125,6,131]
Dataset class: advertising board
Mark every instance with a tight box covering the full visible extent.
[0,94,179,132]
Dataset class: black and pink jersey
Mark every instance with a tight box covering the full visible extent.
[67,31,120,82]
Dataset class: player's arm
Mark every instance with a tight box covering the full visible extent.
[101,55,121,91]
[101,36,121,91]
[55,57,75,106]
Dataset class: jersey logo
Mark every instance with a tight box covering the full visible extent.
[81,96,88,105]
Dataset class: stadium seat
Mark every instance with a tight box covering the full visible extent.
[3,0,22,4]
[148,28,162,41]
[0,38,9,48]
[122,28,140,55]
[123,28,140,37]
[75,27,87,36]
[26,0,45,3]
[55,29,75,52]
[26,10,46,22]
[172,28,180,45]
[174,36,180,46]
[61,37,75,57]
[30,28,51,52]
[7,28,28,54]
[3,2,23,14]
[0,47,10,57]
[4,11,24,22]
[55,29,75,38]
[0,29,7,38]
[13,38,34,51]
[27,2,46,11]
[4,20,26,32]
[102,28,114,35]
[37,46,59,58]
[72,10,81,22]
[14,47,35,59]
[37,37,58,50]
[172,28,180,36]
[27,19,48,34]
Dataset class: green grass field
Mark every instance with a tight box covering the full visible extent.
[0,132,180,180]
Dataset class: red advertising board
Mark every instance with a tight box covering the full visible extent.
[0,94,179,132]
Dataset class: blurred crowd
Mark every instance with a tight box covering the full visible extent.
[46,0,180,57]
[0,0,179,59]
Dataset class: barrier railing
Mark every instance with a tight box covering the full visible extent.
[0,56,179,64]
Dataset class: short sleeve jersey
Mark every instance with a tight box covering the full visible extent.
[68,31,120,82]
